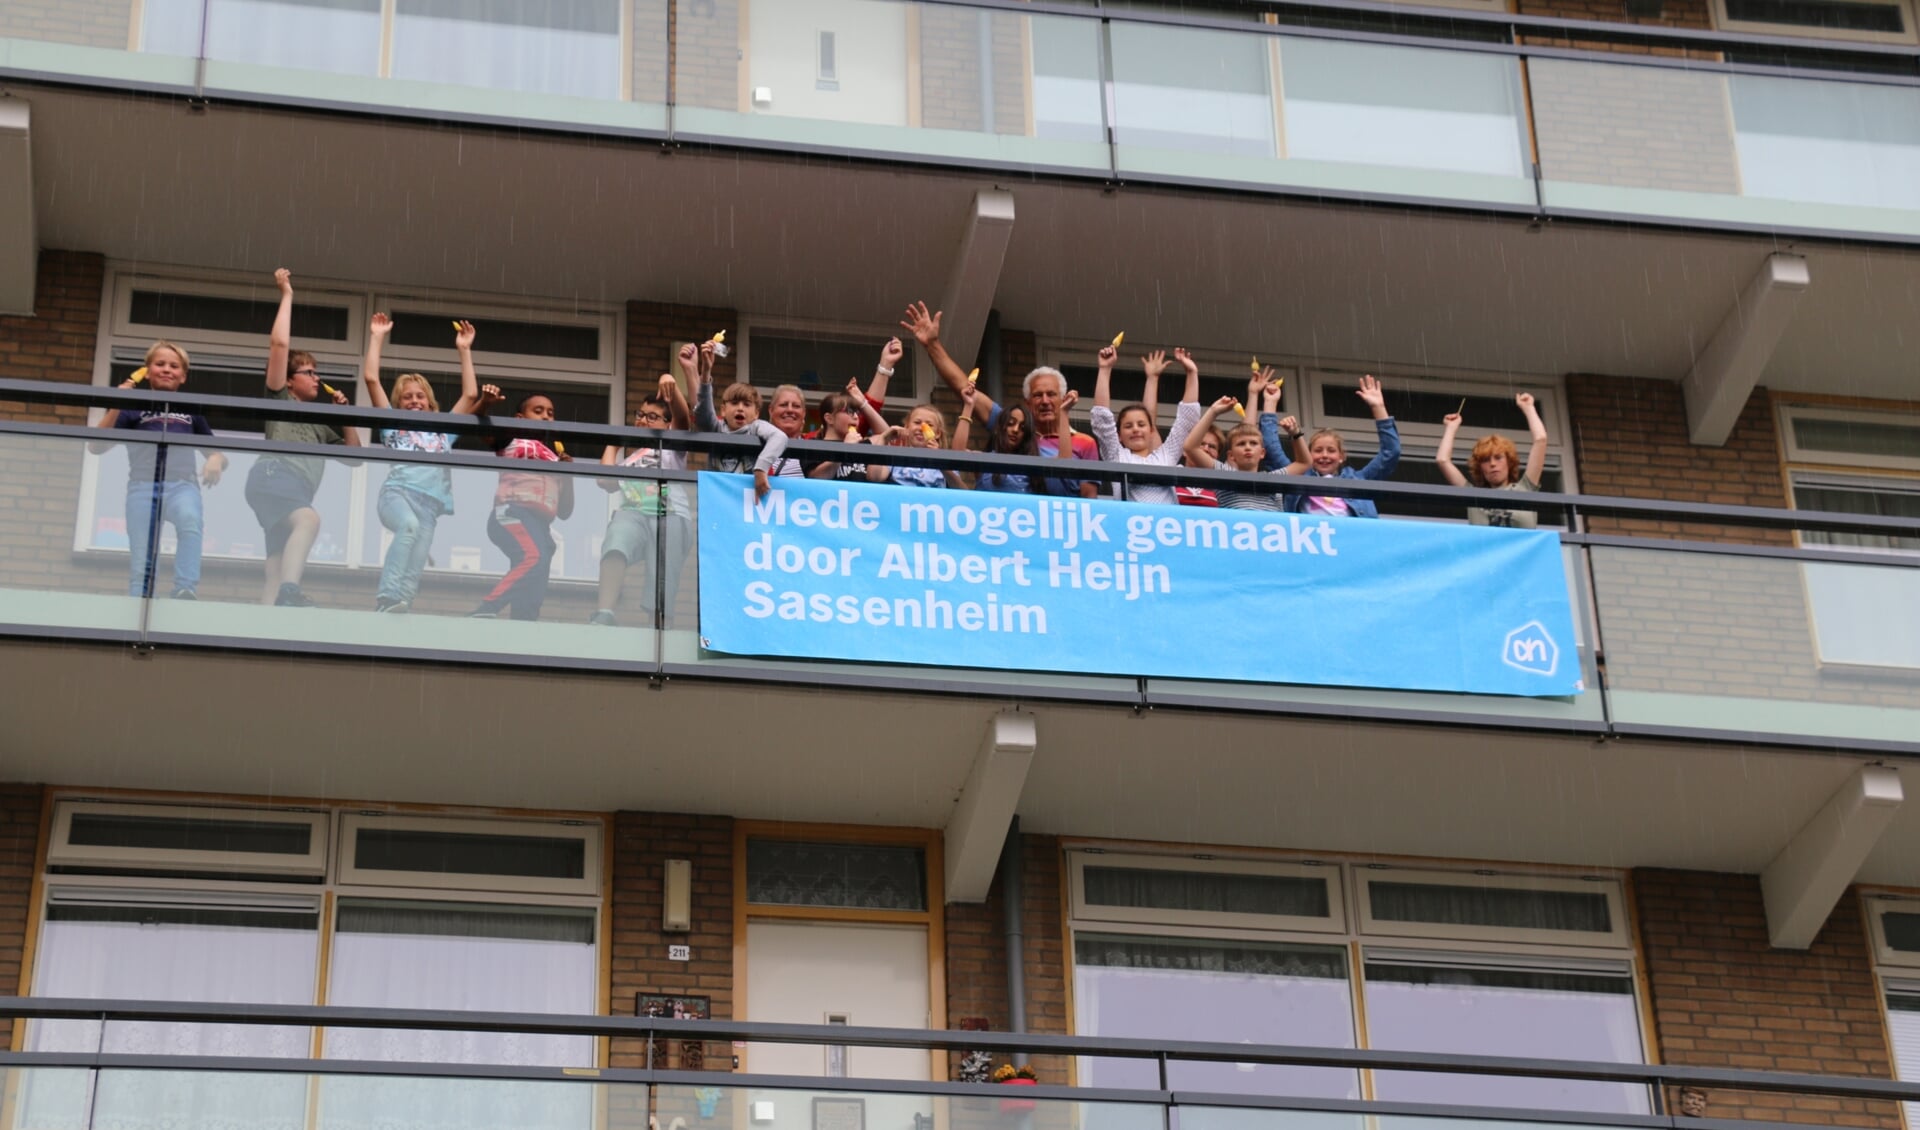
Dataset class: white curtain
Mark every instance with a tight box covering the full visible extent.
[23,903,320,1130]
[318,900,597,1130]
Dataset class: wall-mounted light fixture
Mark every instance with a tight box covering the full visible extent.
[664,859,693,933]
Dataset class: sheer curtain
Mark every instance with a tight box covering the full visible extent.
[24,899,320,1130]
[1794,484,1920,667]
[319,899,598,1130]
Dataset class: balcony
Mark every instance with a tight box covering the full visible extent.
[3,0,1920,244]
[0,378,1915,757]
[2,997,1916,1130]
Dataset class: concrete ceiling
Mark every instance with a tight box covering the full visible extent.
[13,84,1920,404]
[4,636,1914,891]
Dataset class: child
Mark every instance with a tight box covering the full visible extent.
[361,314,485,613]
[1176,428,1226,508]
[1436,391,1550,528]
[1183,394,1300,511]
[806,378,890,481]
[468,389,575,621]
[867,405,964,488]
[590,372,694,628]
[1089,346,1201,506]
[89,341,229,600]
[954,383,1038,494]
[247,268,361,607]
[1261,374,1399,518]
[686,340,791,499]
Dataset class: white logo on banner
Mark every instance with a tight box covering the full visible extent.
[1502,621,1560,677]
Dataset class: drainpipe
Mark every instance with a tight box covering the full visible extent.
[998,815,1028,1066]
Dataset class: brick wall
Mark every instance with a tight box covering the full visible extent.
[608,811,735,1075]
[1528,61,1741,194]
[0,785,42,1049]
[0,0,129,49]
[1636,871,1899,1126]
[0,250,105,421]
[671,0,744,112]
[626,300,738,424]
[1566,374,1790,544]
[917,9,1029,135]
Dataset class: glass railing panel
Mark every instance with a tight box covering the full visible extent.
[0,0,199,88]
[0,427,149,637]
[659,1082,1165,1130]
[137,438,661,664]
[1532,56,1920,238]
[1589,543,1920,746]
[192,0,669,133]
[673,0,1111,172]
[1146,541,1601,725]
[1109,24,1535,207]
[666,475,1142,701]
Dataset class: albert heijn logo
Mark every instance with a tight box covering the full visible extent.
[1502,621,1560,677]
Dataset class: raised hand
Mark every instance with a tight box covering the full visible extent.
[899,301,941,347]
[1097,345,1119,368]
[658,372,678,398]
[1261,382,1282,414]
[1515,391,1535,411]
[697,340,717,379]
[1279,415,1299,433]
[370,312,393,340]
[454,319,476,350]
[478,383,504,410]
[1142,350,1168,380]
[1207,394,1236,418]
[1443,411,1463,427]
[274,267,292,294]
[845,376,870,406]
[1175,348,1198,376]
[880,337,905,370]
[1356,374,1385,410]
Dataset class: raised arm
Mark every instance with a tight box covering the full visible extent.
[1353,375,1400,479]
[1517,391,1549,487]
[953,384,978,451]
[902,301,993,422]
[1094,345,1119,410]
[1175,348,1200,407]
[1055,390,1079,461]
[867,337,904,405]
[846,377,889,435]
[448,320,483,414]
[1435,411,1469,488]
[473,382,504,417]
[1253,368,1298,472]
[361,313,393,409]
[265,268,294,391]
[89,369,144,446]
[1184,399,1232,469]
[686,343,722,433]
[1139,349,1168,427]
[659,372,693,431]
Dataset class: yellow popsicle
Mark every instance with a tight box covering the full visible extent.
[452,320,463,330]
[919,423,937,442]
[1231,400,1246,418]
[321,382,343,399]
[966,368,980,385]
[128,367,148,387]
[1110,332,1125,349]
[710,330,727,344]
[1250,357,1261,373]
[554,441,567,457]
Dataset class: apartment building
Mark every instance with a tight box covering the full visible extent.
[0,1,1918,1129]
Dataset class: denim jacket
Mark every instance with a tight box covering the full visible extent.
[1257,413,1401,519]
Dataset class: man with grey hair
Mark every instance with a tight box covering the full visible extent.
[900,301,1098,498]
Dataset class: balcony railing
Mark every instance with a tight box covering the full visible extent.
[2,995,1918,1130]
[1,377,1917,754]
[3,0,1920,242]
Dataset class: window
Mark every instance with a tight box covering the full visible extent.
[741,320,914,422]
[1067,848,1645,1112]
[339,814,601,895]
[1863,896,1920,1127]
[1886,986,1920,1129]
[49,800,329,877]
[746,838,928,910]
[82,268,623,585]
[1712,0,1916,44]
[390,0,625,100]
[1781,405,1920,671]
[1040,344,1254,433]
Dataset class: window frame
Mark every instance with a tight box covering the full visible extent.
[336,813,603,897]
[738,315,907,400]
[1709,0,1918,46]
[1068,850,1347,935]
[47,800,331,878]
[1780,404,1920,473]
[1353,866,1631,948]
[1867,895,1920,968]
[1300,367,1571,476]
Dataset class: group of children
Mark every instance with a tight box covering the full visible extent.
[92,277,1551,621]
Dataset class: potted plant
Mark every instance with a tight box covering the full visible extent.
[992,1064,1039,1113]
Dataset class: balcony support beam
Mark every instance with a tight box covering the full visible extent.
[1682,252,1809,447]
[945,711,1036,903]
[1761,764,1902,950]
[931,190,1016,379]
[0,98,35,316]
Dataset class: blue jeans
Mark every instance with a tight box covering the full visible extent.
[126,479,203,597]
[376,486,441,604]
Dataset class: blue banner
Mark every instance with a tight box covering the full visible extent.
[697,474,1583,697]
